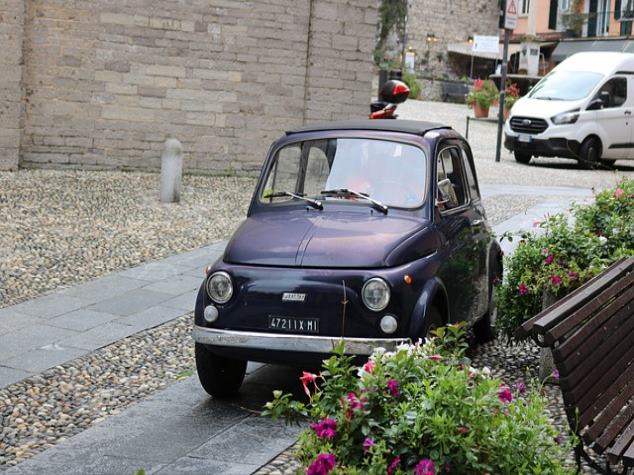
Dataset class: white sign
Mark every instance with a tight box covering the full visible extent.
[505,0,518,30]
[404,51,415,71]
[472,35,500,54]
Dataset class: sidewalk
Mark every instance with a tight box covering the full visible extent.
[0,241,225,388]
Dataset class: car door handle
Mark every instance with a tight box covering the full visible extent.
[625,110,632,116]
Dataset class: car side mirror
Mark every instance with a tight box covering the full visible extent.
[437,178,458,209]
[587,98,604,111]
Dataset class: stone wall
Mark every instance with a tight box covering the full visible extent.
[0,0,25,171]
[407,0,499,99]
[6,0,376,174]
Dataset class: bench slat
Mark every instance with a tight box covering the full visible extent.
[543,273,634,345]
[585,381,634,446]
[595,400,634,451]
[579,362,634,429]
[607,417,634,464]
[557,303,634,389]
[622,438,634,465]
[517,259,632,339]
[556,301,634,371]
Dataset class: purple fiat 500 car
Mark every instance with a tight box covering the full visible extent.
[193,120,502,397]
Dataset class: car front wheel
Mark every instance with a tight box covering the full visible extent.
[514,151,532,164]
[195,343,247,398]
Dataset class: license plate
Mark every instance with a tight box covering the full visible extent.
[518,134,532,143]
[268,315,319,334]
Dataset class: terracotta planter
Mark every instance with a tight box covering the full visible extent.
[503,107,511,121]
[473,103,490,118]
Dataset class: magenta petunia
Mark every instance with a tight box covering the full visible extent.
[307,453,336,475]
[549,275,562,285]
[309,418,337,439]
[552,368,560,381]
[346,392,363,411]
[387,456,401,474]
[498,385,513,404]
[362,359,375,374]
[362,436,375,454]
[568,271,578,280]
[545,254,554,265]
[513,382,527,395]
[518,283,529,296]
[387,379,400,397]
[414,458,436,475]
[300,371,318,397]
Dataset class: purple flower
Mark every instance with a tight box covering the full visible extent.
[309,418,337,439]
[387,456,401,474]
[554,433,566,445]
[346,392,363,411]
[387,379,400,398]
[545,254,554,265]
[414,458,436,475]
[362,436,375,454]
[518,283,529,296]
[513,382,527,395]
[307,453,336,475]
[498,385,513,404]
[552,369,560,381]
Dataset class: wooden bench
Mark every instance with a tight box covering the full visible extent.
[517,257,634,474]
[441,81,469,103]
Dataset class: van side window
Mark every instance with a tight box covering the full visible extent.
[594,77,627,108]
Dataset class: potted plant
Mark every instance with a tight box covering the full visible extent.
[466,79,498,118]
[504,83,521,120]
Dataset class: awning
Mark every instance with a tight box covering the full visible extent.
[447,42,522,60]
[552,39,634,62]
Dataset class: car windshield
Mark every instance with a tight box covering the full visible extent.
[528,70,604,101]
[260,138,427,209]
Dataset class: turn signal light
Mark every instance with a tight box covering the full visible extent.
[404,275,412,285]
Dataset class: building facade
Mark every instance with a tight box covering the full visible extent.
[0,0,377,173]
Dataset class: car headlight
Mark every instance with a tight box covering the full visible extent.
[206,271,233,304]
[362,278,390,311]
[551,109,580,125]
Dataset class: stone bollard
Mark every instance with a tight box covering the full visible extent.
[160,138,183,203]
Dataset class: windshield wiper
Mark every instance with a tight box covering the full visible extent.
[535,96,562,101]
[263,191,323,210]
[320,188,388,214]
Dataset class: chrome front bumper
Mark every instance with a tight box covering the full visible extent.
[192,325,408,355]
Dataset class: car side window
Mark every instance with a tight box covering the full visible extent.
[437,147,467,211]
[261,145,301,203]
[594,77,627,108]
[460,147,480,201]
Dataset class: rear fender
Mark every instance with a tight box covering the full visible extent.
[407,277,448,341]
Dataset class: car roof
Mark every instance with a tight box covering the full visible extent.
[286,119,450,137]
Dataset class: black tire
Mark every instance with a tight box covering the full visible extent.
[195,343,247,398]
[473,293,496,344]
[424,306,444,339]
[514,151,532,164]
[578,137,601,169]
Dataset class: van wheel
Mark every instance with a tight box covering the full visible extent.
[195,343,247,398]
[578,138,601,169]
[514,151,532,164]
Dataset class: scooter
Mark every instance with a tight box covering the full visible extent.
[369,79,410,119]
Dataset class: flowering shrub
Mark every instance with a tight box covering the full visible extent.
[466,79,498,109]
[504,83,521,110]
[264,324,573,474]
[496,179,633,341]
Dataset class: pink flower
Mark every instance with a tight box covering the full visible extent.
[518,283,529,296]
[414,458,436,475]
[362,359,375,374]
[568,271,578,280]
[545,254,554,265]
[387,379,400,397]
[307,453,336,475]
[552,369,560,381]
[457,426,469,434]
[300,371,318,397]
[614,188,625,199]
[387,456,401,474]
[498,385,513,404]
[541,247,549,256]
[549,275,562,285]
[346,392,363,411]
[513,382,527,395]
[532,219,542,227]
[362,436,375,454]
[429,354,443,361]
[309,418,337,439]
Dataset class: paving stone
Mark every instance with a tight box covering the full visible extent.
[11,294,90,318]
[89,288,173,316]
[57,321,140,351]
[161,290,199,312]
[4,456,165,475]
[117,262,193,282]
[0,365,32,388]
[47,308,120,331]
[0,325,79,360]
[2,344,87,373]
[141,275,202,295]
[155,456,259,474]
[0,308,44,334]
[59,274,147,303]
[121,305,187,330]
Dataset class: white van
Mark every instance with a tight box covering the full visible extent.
[504,52,634,168]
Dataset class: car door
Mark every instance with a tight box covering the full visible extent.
[592,76,631,159]
[434,143,483,324]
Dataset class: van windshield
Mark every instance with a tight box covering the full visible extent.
[528,70,604,101]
